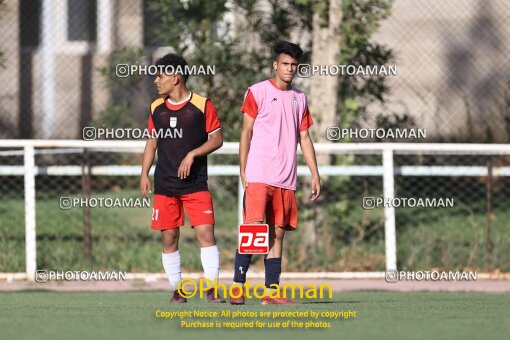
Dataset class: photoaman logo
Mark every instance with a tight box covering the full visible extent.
[177,278,333,300]
[238,224,269,254]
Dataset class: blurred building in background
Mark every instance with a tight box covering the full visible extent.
[1,0,509,141]
[1,0,146,139]
[373,0,510,142]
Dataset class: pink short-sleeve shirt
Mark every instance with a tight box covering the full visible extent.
[240,79,314,190]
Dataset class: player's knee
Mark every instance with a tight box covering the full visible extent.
[161,231,179,250]
[194,225,215,244]
[162,237,178,248]
[197,233,216,247]
[274,229,285,242]
[163,234,178,244]
[162,238,178,252]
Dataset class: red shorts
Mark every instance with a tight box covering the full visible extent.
[243,182,298,229]
[151,191,215,230]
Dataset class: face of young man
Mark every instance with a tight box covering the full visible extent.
[273,53,299,84]
[154,72,179,96]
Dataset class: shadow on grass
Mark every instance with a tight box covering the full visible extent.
[300,300,361,304]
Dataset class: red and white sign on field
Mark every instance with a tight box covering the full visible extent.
[238,224,269,254]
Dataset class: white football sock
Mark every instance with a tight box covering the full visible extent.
[200,245,220,287]
[162,251,181,291]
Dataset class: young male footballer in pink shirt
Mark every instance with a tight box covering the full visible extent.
[230,41,321,305]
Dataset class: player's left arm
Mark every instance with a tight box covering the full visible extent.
[177,100,223,179]
[299,129,321,201]
[178,130,223,179]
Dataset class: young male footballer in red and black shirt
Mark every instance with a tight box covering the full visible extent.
[140,53,224,303]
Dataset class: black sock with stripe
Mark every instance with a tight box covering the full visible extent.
[233,250,252,284]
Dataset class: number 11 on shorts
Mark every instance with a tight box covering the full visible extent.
[238,224,269,254]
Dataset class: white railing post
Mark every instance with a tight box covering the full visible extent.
[24,146,37,281]
[41,0,55,138]
[383,148,397,270]
[97,0,113,53]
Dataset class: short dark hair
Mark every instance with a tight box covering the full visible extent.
[155,53,189,82]
[274,41,303,61]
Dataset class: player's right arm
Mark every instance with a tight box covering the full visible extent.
[140,138,157,198]
[239,113,255,189]
[239,89,259,189]
[141,111,158,198]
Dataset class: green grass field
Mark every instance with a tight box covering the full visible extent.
[0,291,509,340]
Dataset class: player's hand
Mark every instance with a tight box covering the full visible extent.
[310,176,321,201]
[178,152,195,179]
[140,174,152,198]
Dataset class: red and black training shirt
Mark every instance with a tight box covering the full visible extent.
[148,93,221,196]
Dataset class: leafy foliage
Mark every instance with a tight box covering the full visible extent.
[339,0,394,128]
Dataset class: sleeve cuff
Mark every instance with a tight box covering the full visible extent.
[208,127,221,135]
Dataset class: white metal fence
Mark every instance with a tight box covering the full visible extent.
[1,140,510,281]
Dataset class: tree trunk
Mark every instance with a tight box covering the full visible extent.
[301,0,342,251]
[82,148,92,261]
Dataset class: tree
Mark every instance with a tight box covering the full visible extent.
[290,0,395,269]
